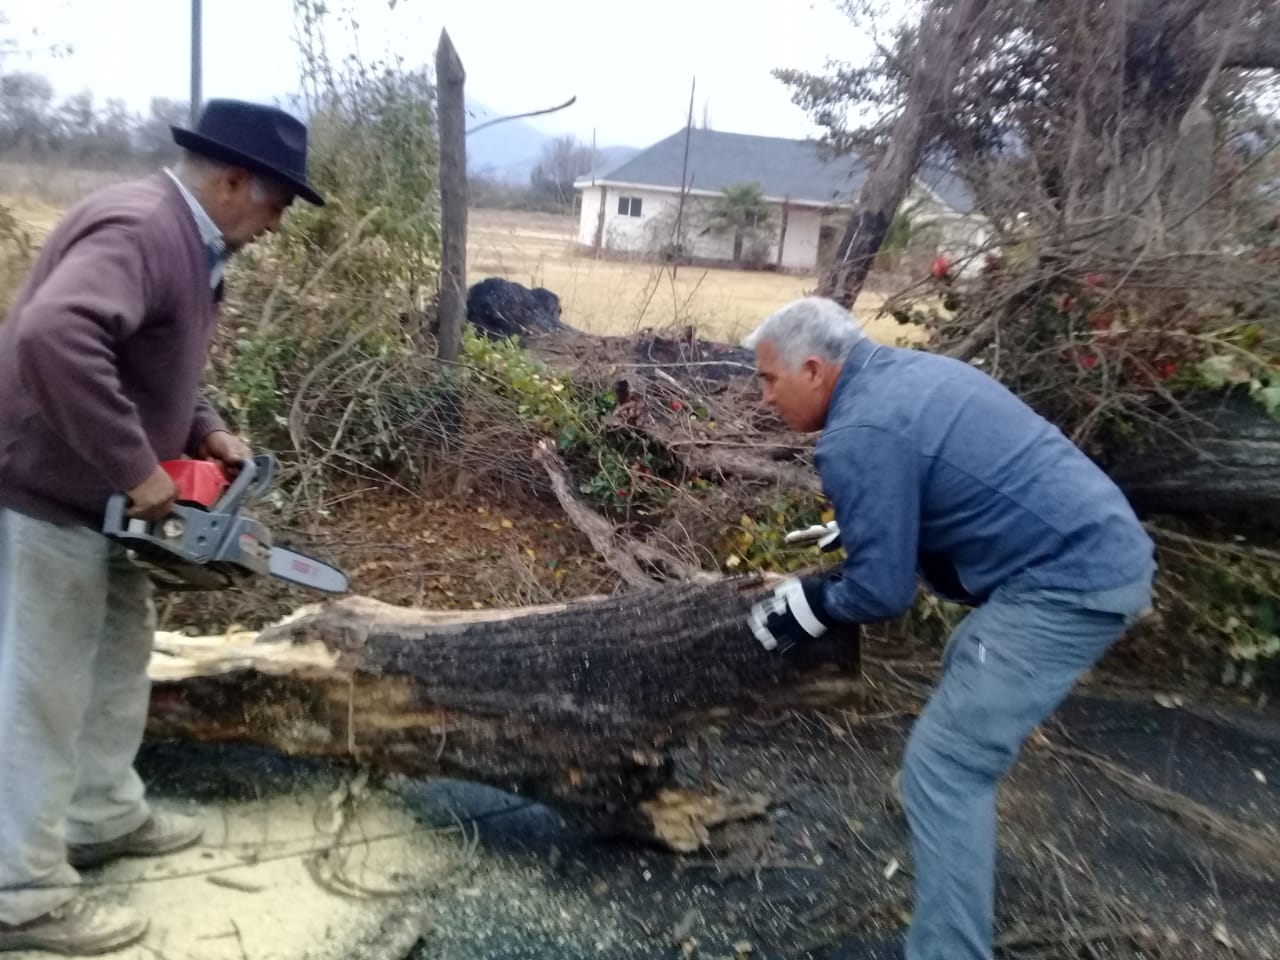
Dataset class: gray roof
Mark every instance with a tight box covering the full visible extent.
[579,128,975,214]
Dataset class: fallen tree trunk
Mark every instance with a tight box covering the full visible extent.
[1103,393,1280,524]
[147,579,861,851]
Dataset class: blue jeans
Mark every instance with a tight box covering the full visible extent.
[902,579,1151,960]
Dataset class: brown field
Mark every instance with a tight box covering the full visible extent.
[468,208,917,345]
[3,164,917,346]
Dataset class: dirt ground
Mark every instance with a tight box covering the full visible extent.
[6,162,1277,960]
[26,682,1273,960]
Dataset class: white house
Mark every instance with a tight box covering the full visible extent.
[573,128,987,273]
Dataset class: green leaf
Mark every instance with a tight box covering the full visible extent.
[1252,384,1280,420]
[1196,354,1236,389]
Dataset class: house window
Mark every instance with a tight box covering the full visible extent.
[617,196,643,218]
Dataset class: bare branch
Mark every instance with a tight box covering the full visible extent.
[466,97,578,136]
[1221,34,1280,70]
[1156,0,1213,47]
[1215,4,1280,69]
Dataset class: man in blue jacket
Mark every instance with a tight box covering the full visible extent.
[743,297,1154,960]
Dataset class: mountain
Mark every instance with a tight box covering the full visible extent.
[466,99,638,184]
[466,100,553,183]
[580,145,642,181]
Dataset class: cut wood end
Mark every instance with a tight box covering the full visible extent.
[638,787,771,853]
[150,634,340,682]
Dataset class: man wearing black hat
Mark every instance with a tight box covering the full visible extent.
[0,99,324,955]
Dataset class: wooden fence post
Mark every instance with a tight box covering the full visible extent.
[436,29,467,362]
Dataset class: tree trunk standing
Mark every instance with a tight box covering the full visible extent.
[594,186,607,254]
[435,29,467,363]
[819,0,992,308]
[146,581,862,850]
[1167,103,1217,251]
[732,229,744,264]
[776,200,790,270]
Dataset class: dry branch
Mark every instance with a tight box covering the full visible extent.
[529,325,1280,525]
[534,442,658,589]
[1047,742,1280,870]
[533,441,713,588]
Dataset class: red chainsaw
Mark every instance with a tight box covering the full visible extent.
[102,454,348,593]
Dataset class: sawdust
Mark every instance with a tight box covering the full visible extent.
[4,785,455,960]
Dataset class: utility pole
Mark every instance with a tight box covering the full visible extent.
[672,76,695,280]
[190,0,203,124]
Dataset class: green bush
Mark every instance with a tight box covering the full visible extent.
[204,1,445,505]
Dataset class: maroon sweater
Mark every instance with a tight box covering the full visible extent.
[0,173,227,527]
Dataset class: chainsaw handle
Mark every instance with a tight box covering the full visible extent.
[211,454,274,515]
[244,454,275,501]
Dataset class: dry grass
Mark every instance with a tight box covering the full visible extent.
[2,160,921,346]
[468,208,921,346]
[0,160,136,228]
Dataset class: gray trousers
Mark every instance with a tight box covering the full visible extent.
[0,508,155,925]
[902,579,1150,960]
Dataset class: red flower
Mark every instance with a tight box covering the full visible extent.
[1055,294,1075,314]
[1089,310,1113,331]
[931,255,951,280]
[669,400,684,412]
[1158,361,1177,380]
[1082,273,1107,290]
[1079,353,1099,370]
[616,488,629,498]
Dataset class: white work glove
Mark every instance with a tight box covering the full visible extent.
[784,520,841,552]
[747,576,833,652]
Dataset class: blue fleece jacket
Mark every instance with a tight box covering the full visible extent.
[814,338,1155,624]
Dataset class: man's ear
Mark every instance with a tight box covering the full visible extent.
[801,356,824,383]
[223,166,254,195]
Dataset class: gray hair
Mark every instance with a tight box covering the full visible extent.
[743,296,865,369]
[174,148,278,203]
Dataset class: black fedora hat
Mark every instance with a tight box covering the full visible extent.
[171,99,325,206]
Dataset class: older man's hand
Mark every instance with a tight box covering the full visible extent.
[127,465,179,520]
[197,430,253,473]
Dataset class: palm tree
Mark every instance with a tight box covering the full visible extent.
[707,183,773,265]
[875,199,935,272]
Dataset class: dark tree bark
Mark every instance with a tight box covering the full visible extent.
[147,579,861,851]
[820,0,992,307]
[1104,393,1280,522]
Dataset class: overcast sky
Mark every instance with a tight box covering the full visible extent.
[1,0,876,148]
